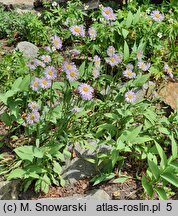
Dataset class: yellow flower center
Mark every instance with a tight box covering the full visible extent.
[128,95,133,99]
[42,80,47,85]
[91,30,95,35]
[111,57,115,62]
[127,71,132,77]
[69,71,76,77]
[93,70,97,75]
[141,64,145,69]
[30,114,35,120]
[48,70,53,76]
[44,57,49,61]
[66,64,72,69]
[74,27,80,33]
[32,104,36,109]
[33,81,38,87]
[95,60,99,65]
[105,10,110,15]
[54,39,59,45]
[155,13,160,18]
[83,86,89,92]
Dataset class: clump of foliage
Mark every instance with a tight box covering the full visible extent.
[0,7,49,45]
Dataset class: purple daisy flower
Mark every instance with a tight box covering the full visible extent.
[26,111,40,125]
[69,25,85,37]
[35,59,46,68]
[44,46,52,53]
[28,102,39,111]
[125,91,136,103]
[27,59,37,70]
[136,50,143,60]
[107,46,115,57]
[41,55,51,63]
[107,53,123,67]
[31,77,40,91]
[138,62,150,71]
[39,77,52,89]
[164,63,173,78]
[92,68,100,78]
[93,55,101,68]
[102,7,116,21]
[126,63,134,71]
[69,49,81,56]
[51,35,62,49]
[123,70,136,79]
[78,83,94,101]
[151,10,164,22]
[71,106,83,113]
[44,66,57,80]
[62,61,77,73]
[88,27,97,39]
[66,69,79,81]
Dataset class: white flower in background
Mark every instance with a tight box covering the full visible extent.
[37,12,41,17]
[83,4,89,10]
[52,46,56,52]
[146,9,151,14]
[52,1,58,7]
[168,18,174,24]
[157,32,162,38]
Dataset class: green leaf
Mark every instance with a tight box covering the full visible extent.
[133,7,140,25]
[148,158,160,180]
[141,176,154,197]
[121,125,142,143]
[169,161,178,170]
[170,134,177,160]
[126,11,133,28]
[132,136,153,144]
[154,187,167,200]
[19,75,30,91]
[33,147,43,158]
[8,168,25,180]
[53,161,62,175]
[161,172,178,187]
[79,61,86,78]
[158,127,170,135]
[14,146,34,162]
[133,74,150,87]
[122,28,129,39]
[52,81,65,90]
[155,142,167,169]
[11,77,23,91]
[1,112,12,126]
[104,113,119,120]
[124,41,129,61]
[113,176,128,183]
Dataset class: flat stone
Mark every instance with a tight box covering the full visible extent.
[158,81,178,110]
[16,41,39,59]
[85,189,110,200]
[63,140,112,184]
[0,0,34,9]
[0,180,21,200]
[39,189,110,200]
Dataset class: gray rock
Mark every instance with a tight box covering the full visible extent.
[63,140,112,184]
[136,81,157,101]
[16,41,39,59]
[0,180,21,200]
[85,189,110,200]
[0,0,34,9]
[39,189,110,200]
